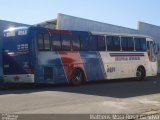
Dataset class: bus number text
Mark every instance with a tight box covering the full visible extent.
[107,67,115,73]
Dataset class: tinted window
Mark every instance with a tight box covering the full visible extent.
[149,41,156,62]
[44,67,53,80]
[61,34,71,51]
[44,34,50,50]
[147,41,150,50]
[135,38,146,51]
[72,33,80,50]
[141,39,147,51]
[98,36,106,51]
[106,36,120,51]
[80,33,89,51]
[38,34,43,50]
[128,38,134,51]
[52,33,61,50]
[90,35,98,51]
[38,33,50,51]
[121,37,134,51]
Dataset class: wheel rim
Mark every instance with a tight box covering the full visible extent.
[71,69,82,85]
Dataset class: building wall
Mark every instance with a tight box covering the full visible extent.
[0,20,30,80]
[57,13,160,73]
[57,13,139,34]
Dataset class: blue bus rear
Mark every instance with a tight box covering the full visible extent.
[3,27,34,83]
[0,33,3,81]
[2,26,57,83]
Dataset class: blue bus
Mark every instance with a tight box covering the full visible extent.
[0,33,3,81]
[2,26,158,85]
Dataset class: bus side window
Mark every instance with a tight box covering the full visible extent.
[135,38,146,51]
[38,33,44,51]
[98,36,106,51]
[121,37,134,51]
[37,33,50,51]
[141,39,147,51]
[61,33,71,51]
[90,35,98,51]
[80,34,89,51]
[147,41,150,50]
[106,36,120,51]
[128,37,134,51]
[72,34,80,51]
[44,34,50,50]
[52,33,61,51]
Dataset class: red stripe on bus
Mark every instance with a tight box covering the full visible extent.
[58,51,86,82]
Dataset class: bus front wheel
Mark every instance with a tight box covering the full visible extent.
[70,69,83,86]
[136,67,146,81]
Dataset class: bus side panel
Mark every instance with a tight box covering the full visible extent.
[35,52,68,84]
[79,51,106,81]
[58,51,86,82]
[104,52,148,79]
[57,51,106,83]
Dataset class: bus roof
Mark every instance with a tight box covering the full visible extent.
[3,26,152,39]
[4,26,29,32]
[4,26,90,33]
[91,32,152,39]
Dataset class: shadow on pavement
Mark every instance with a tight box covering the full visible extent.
[0,76,159,98]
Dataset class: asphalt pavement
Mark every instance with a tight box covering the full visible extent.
[0,76,159,114]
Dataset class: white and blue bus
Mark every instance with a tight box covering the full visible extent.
[2,26,159,85]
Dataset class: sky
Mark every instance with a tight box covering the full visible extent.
[0,0,160,29]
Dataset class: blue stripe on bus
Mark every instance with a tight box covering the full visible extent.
[35,52,68,84]
[79,52,105,81]
[96,52,107,79]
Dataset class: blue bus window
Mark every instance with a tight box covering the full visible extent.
[80,34,89,51]
[90,35,98,51]
[37,33,50,51]
[98,36,106,51]
[38,33,44,51]
[52,33,61,50]
[106,36,120,51]
[135,38,146,51]
[72,34,80,51]
[147,41,150,50]
[61,34,71,51]
[140,38,147,51]
[128,37,134,51]
[121,37,134,51]
[44,34,50,50]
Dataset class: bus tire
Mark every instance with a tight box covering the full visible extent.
[136,66,146,81]
[70,69,83,86]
